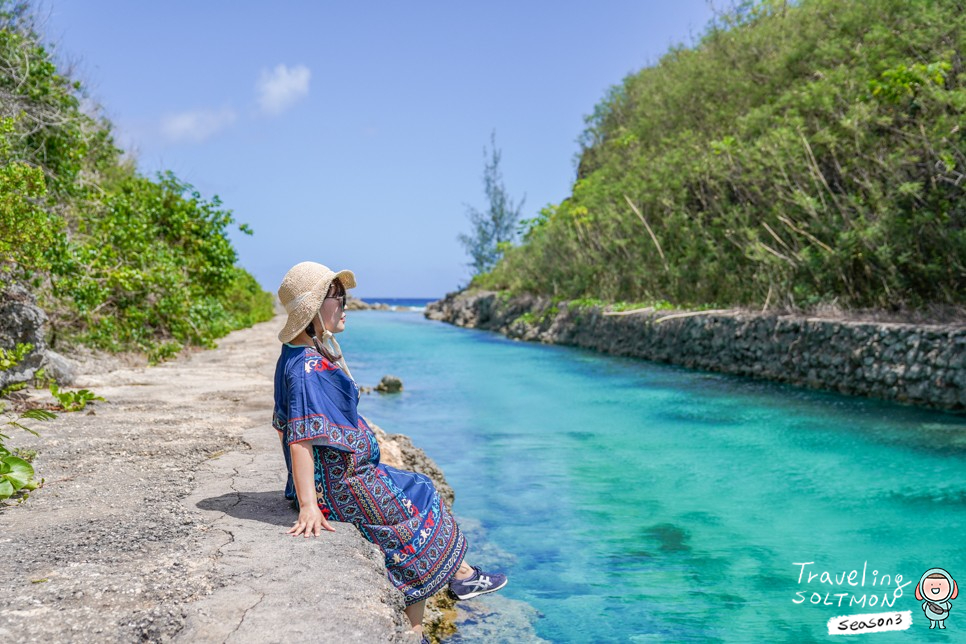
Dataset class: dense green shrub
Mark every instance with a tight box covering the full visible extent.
[481,0,966,310]
[45,171,273,356]
[0,1,273,357]
[0,116,58,274]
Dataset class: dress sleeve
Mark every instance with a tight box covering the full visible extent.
[272,408,287,433]
[284,363,343,448]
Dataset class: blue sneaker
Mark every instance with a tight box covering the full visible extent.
[448,566,508,600]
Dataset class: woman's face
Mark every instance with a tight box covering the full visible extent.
[318,279,346,333]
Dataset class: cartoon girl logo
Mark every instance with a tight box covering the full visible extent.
[916,568,958,629]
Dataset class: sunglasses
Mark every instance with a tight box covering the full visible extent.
[324,294,346,307]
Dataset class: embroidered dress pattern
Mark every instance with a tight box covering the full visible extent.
[273,345,467,605]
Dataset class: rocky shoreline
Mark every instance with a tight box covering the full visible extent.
[346,296,411,312]
[426,289,966,413]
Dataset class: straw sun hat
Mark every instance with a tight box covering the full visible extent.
[277,261,356,343]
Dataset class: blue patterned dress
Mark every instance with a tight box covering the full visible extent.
[272,344,467,605]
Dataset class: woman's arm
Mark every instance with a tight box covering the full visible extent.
[287,441,335,536]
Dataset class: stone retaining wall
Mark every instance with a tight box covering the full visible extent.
[426,290,966,413]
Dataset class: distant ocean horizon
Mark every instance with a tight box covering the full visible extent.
[358,297,438,310]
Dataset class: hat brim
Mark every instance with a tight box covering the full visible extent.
[333,269,356,290]
[277,268,357,343]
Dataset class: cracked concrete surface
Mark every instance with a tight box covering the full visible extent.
[0,317,417,643]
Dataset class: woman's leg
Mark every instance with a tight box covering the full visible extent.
[448,559,508,600]
[453,560,475,580]
[404,599,426,634]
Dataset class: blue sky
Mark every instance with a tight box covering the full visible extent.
[42,1,716,298]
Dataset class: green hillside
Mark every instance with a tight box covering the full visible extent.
[0,2,272,361]
[480,0,965,311]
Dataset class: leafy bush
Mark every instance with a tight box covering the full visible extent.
[482,0,966,311]
[46,171,274,356]
[0,116,59,276]
[0,2,273,358]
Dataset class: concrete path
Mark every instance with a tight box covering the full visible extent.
[0,317,416,643]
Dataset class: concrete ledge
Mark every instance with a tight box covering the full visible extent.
[426,290,966,412]
[0,319,437,643]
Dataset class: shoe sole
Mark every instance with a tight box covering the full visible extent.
[452,578,508,600]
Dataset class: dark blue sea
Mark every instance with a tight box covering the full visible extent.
[341,308,966,643]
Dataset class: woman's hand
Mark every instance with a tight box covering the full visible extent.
[287,441,334,537]
[288,503,336,537]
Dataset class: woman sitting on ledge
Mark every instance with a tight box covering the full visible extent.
[272,261,507,640]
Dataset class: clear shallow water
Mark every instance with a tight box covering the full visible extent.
[342,310,966,643]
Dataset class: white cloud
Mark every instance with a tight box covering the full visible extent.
[161,107,237,143]
[257,64,311,115]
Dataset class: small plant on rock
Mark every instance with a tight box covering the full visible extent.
[0,344,33,372]
[0,344,55,502]
[49,382,104,412]
[0,438,45,501]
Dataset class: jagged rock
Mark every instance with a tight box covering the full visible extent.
[345,295,372,310]
[345,296,392,311]
[0,285,81,388]
[375,375,403,393]
[0,285,45,347]
[0,285,48,388]
[42,350,77,386]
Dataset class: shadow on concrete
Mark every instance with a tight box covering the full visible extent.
[196,491,296,527]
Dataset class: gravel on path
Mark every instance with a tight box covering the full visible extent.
[0,317,417,643]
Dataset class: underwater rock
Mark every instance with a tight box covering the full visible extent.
[375,375,403,393]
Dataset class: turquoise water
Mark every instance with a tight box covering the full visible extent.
[343,310,966,643]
